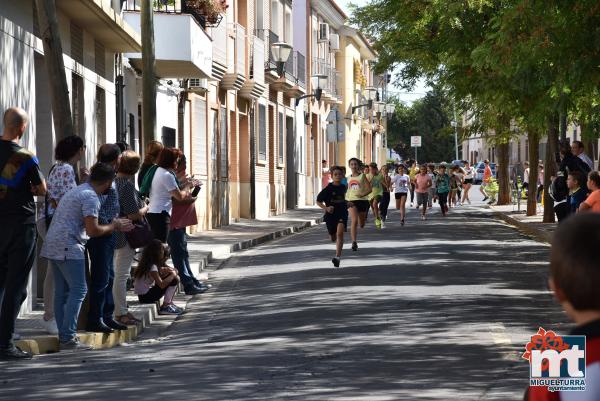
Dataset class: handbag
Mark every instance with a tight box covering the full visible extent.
[125,217,154,249]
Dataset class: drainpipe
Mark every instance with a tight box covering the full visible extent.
[250,100,256,219]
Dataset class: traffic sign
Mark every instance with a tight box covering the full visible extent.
[410,136,422,147]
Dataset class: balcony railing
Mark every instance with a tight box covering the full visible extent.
[123,0,224,29]
[249,35,265,84]
[297,52,306,87]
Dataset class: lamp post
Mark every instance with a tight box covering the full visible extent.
[267,42,293,77]
[294,74,328,106]
[451,119,459,161]
[352,86,378,114]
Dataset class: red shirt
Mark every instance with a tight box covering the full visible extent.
[483,165,492,183]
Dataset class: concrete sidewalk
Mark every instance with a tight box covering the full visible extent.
[489,204,556,243]
[15,207,324,355]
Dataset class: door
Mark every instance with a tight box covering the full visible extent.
[218,106,229,226]
[285,115,297,209]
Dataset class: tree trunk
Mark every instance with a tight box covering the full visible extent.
[496,142,510,205]
[527,130,539,216]
[543,114,559,223]
[559,105,567,142]
[35,0,73,139]
[141,0,157,151]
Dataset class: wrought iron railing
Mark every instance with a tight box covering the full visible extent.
[123,0,223,29]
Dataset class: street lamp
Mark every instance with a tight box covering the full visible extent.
[266,42,292,77]
[294,74,328,106]
[451,118,459,161]
[385,103,395,114]
[352,86,378,113]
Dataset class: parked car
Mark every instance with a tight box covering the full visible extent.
[474,162,497,184]
[451,160,466,168]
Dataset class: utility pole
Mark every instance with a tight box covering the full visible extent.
[452,106,459,161]
[35,0,74,139]
[141,0,157,150]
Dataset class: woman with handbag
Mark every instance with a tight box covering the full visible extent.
[113,150,148,326]
[40,136,85,335]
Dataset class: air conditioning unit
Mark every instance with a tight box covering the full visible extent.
[188,78,209,94]
[318,23,330,42]
[329,33,340,52]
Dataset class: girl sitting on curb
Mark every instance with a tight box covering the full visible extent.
[133,240,183,315]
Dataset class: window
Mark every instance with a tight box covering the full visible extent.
[72,73,84,137]
[95,87,106,145]
[278,112,284,164]
[161,126,176,148]
[70,23,84,64]
[192,99,207,176]
[258,104,267,161]
[220,106,228,179]
[95,41,106,79]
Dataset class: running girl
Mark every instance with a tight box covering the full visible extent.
[408,160,418,207]
[449,165,460,207]
[392,164,410,225]
[415,164,432,220]
[379,165,392,228]
[461,161,474,204]
[133,239,183,315]
[427,164,437,209]
[316,166,348,267]
[367,162,384,229]
[346,158,372,251]
[436,165,451,216]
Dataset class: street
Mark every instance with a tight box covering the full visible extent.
[0,200,567,401]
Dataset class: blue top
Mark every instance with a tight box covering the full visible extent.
[41,183,100,260]
[570,188,587,213]
[98,181,120,224]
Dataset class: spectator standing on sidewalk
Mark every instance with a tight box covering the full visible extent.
[0,108,46,360]
[579,171,600,213]
[42,163,132,351]
[146,148,193,243]
[522,161,530,197]
[86,144,127,334]
[571,140,594,171]
[113,150,147,326]
[567,171,587,214]
[40,135,85,335]
[138,141,163,188]
[167,155,209,295]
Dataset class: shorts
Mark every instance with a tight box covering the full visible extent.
[464,179,473,185]
[324,212,348,235]
[394,192,408,200]
[416,192,429,206]
[369,194,382,203]
[348,200,370,213]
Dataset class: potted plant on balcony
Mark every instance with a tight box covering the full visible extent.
[184,0,228,25]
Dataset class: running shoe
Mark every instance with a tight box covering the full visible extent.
[351,241,358,251]
[381,220,386,229]
[159,305,183,315]
[482,196,489,201]
[421,215,426,221]
[375,218,382,229]
[401,219,405,226]
[410,202,414,207]
[332,257,340,267]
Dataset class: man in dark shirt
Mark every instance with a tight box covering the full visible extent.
[0,108,46,360]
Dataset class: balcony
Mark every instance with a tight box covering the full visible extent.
[221,23,247,91]
[239,35,266,100]
[123,1,212,78]
[57,0,141,51]
[313,58,341,105]
[208,14,228,81]
[256,29,281,84]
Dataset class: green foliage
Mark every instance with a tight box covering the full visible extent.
[387,88,456,162]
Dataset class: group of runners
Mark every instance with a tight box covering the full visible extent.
[316,158,477,267]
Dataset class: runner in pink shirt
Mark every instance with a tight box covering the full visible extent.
[415,164,433,220]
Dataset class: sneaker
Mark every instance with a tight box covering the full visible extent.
[0,346,32,360]
[60,338,92,351]
[375,218,381,229]
[457,202,462,206]
[331,257,340,267]
[467,199,471,205]
[351,241,358,251]
[159,304,183,315]
[381,221,386,229]
[13,333,21,341]
[421,215,426,221]
[184,286,206,296]
[401,219,405,226]
[41,318,59,335]
[482,196,489,202]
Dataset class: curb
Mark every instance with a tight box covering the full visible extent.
[15,215,323,355]
[490,209,553,244]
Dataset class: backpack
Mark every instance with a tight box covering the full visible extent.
[550,174,568,202]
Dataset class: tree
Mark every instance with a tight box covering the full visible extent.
[35,0,73,139]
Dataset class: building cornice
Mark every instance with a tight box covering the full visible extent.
[312,0,347,29]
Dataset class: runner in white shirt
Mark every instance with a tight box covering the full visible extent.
[392,164,410,226]
[462,161,474,204]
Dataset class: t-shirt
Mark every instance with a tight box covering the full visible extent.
[317,183,347,213]
[321,168,330,189]
[138,163,153,188]
[569,187,587,213]
[464,167,474,180]
[41,183,100,260]
[346,173,369,201]
[523,168,530,184]
[46,162,77,216]
[115,176,144,249]
[408,166,418,181]
[393,174,410,193]
[134,264,159,295]
[0,140,44,224]
[436,173,451,193]
[428,172,437,189]
[483,165,492,183]
[367,173,383,200]
[579,152,594,170]
[583,189,600,212]
[148,167,179,214]
[415,173,432,193]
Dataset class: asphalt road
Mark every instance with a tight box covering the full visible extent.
[0,199,569,401]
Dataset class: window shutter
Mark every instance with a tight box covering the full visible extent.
[258,105,267,160]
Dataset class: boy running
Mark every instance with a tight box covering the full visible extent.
[427,164,437,208]
[379,165,392,228]
[392,164,410,225]
[316,166,348,268]
[415,164,432,220]
[436,165,451,216]
[346,158,372,252]
[367,162,384,229]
